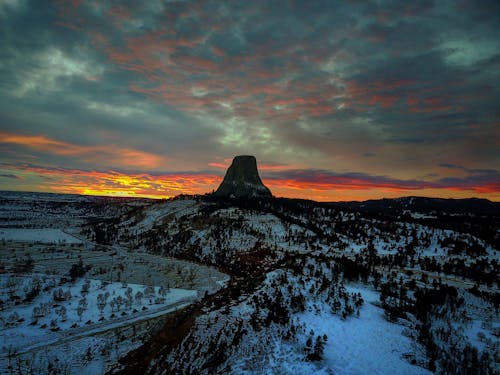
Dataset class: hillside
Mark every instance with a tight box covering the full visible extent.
[80,195,498,374]
[1,192,498,374]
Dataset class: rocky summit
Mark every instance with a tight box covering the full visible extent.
[214,155,272,198]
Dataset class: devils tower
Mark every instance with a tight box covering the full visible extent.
[214,155,272,198]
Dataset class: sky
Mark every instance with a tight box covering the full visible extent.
[0,0,499,201]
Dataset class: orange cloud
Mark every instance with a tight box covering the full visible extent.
[2,163,498,202]
[0,131,166,169]
[3,164,220,199]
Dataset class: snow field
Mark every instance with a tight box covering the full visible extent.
[0,228,83,244]
[302,286,431,375]
[0,275,197,354]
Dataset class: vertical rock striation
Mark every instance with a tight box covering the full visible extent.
[214,156,272,198]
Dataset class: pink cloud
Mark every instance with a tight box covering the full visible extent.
[0,131,167,169]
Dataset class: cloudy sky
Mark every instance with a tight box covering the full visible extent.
[0,0,499,201]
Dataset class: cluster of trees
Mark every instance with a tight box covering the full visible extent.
[80,194,498,374]
[160,256,364,373]
[418,256,498,286]
[439,238,487,256]
[68,257,91,281]
[304,332,328,362]
[12,255,35,274]
[379,275,498,374]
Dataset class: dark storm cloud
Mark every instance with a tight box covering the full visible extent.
[0,0,498,199]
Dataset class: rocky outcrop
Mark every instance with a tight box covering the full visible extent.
[214,156,272,198]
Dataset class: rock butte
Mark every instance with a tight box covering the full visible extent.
[214,155,272,198]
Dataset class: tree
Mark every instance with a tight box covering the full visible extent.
[159,285,169,297]
[313,335,327,360]
[12,256,34,274]
[81,280,91,294]
[84,346,93,362]
[97,293,106,316]
[135,291,143,305]
[125,287,133,304]
[25,278,41,302]
[115,296,124,311]
[50,319,59,332]
[57,306,67,321]
[77,297,87,321]
[69,257,90,281]
[53,288,71,302]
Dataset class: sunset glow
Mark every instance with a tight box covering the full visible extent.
[0,1,498,201]
[1,162,498,202]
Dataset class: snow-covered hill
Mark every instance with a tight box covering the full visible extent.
[85,195,498,375]
[1,192,498,374]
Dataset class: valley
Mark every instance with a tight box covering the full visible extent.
[0,192,227,374]
[0,191,498,374]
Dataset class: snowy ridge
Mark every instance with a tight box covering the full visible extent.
[1,192,498,374]
[106,197,498,374]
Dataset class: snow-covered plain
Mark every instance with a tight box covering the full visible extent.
[306,286,431,375]
[0,275,197,373]
[0,228,83,244]
[0,276,196,351]
[0,193,228,374]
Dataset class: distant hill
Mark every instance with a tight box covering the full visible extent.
[330,196,500,216]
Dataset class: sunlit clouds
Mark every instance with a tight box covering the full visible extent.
[0,132,167,169]
[0,0,499,201]
[1,162,497,201]
[0,164,220,199]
